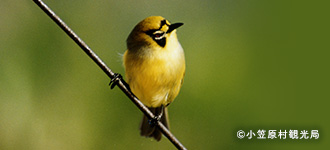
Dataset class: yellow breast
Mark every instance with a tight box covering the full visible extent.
[123,41,185,107]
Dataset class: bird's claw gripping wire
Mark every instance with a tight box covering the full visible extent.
[148,105,164,127]
[148,115,162,127]
[109,73,122,89]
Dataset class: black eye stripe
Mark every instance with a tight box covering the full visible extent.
[145,30,166,47]
[144,19,169,48]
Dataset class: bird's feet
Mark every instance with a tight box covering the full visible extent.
[109,73,122,89]
[148,106,164,127]
[148,115,162,127]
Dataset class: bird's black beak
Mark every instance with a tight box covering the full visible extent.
[167,22,184,33]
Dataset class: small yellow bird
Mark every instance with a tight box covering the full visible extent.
[123,16,185,141]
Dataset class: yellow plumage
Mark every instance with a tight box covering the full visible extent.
[123,16,185,141]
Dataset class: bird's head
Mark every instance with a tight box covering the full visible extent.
[127,16,183,50]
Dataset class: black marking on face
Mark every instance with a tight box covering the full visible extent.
[159,19,168,30]
[145,19,171,47]
[146,30,166,47]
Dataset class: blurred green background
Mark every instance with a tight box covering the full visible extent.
[0,0,329,149]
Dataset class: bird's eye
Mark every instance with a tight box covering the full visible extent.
[154,33,163,37]
[145,30,166,47]
[153,31,165,40]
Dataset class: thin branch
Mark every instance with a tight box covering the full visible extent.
[32,0,187,150]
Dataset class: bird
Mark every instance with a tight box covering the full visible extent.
[123,16,185,141]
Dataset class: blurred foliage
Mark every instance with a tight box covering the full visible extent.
[0,0,329,150]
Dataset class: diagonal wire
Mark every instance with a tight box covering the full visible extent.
[32,0,187,150]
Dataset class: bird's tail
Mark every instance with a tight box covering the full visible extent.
[140,106,169,141]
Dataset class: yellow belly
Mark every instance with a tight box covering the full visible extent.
[123,48,185,107]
